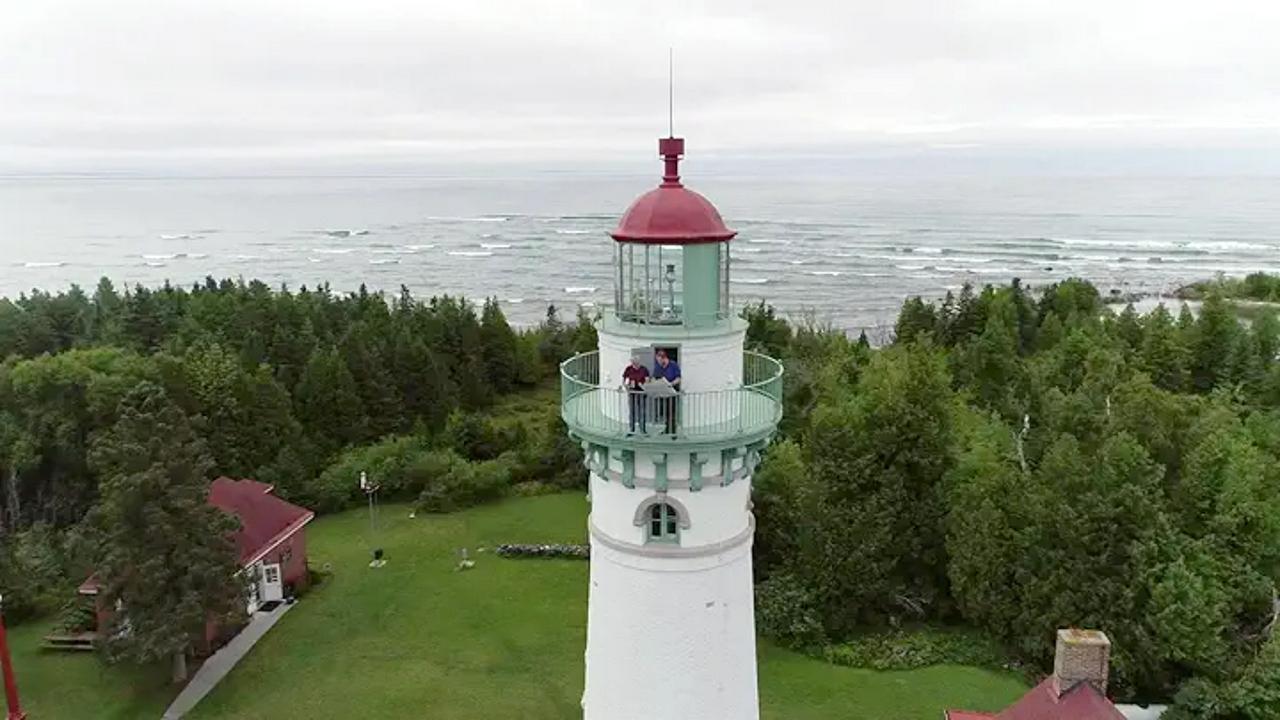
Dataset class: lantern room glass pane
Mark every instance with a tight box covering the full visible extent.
[613,241,731,327]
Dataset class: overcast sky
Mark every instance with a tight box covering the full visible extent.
[2,0,1278,172]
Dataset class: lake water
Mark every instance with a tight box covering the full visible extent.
[2,173,1277,332]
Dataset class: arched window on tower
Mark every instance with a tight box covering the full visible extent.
[647,502,680,543]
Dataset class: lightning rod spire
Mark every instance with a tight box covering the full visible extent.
[668,47,674,138]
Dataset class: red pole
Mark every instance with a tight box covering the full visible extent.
[0,599,26,720]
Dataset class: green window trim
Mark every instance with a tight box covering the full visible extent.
[646,502,681,544]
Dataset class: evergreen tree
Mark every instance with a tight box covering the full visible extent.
[742,301,792,357]
[1115,303,1145,351]
[1190,295,1242,392]
[294,345,366,452]
[479,298,520,393]
[87,383,242,682]
[955,299,1025,421]
[801,342,957,631]
[340,329,403,441]
[894,297,939,345]
[1140,304,1189,392]
[1035,312,1066,352]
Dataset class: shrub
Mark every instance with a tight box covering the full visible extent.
[55,597,97,634]
[403,449,463,498]
[755,574,827,649]
[442,410,525,460]
[309,435,433,512]
[511,480,560,497]
[819,626,1013,672]
[415,455,512,513]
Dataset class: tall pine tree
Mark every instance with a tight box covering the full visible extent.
[88,383,242,682]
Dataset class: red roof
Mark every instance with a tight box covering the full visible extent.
[949,679,1125,720]
[611,137,736,245]
[208,477,314,566]
[78,573,101,595]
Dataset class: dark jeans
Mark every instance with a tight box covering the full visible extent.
[656,394,678,435]
[627,391,647,432]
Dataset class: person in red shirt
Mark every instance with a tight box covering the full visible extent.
[622,355,650,434]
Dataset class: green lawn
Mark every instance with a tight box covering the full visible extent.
[6,621,173,719]
[12,493,1028,719]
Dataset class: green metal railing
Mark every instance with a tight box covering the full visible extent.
[560,350,783,443]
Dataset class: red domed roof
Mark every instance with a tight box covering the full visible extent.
[611,137,736,245]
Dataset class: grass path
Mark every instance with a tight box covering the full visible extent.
[11,492,1027,719]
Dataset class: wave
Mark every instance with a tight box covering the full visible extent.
[807,270,843,277]
[403,244,436,251]
[233,254,262,262]
[188,253,208,259]
[1202,240,1277,252]
[896,264,926,271]
[22,261,66,268]
[746,238,791,245]
[737,248,763,254]
[307,257,325,263]
[480,243,512,249]
[448,251,493,257]
[143,253,178,260]
[369,258,400,265]
[312,248,357,255]
[788,260,809,266]
[731,278,772,285]
[912,247,944,254]
[428,216,508,223]
[555,229,592,235]
[506,298,525,304]
[143,261,167,267]
[159,233,193,240]
[564,286,597,294]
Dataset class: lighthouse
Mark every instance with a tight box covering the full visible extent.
[560,136,784,720]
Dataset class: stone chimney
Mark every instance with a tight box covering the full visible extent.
[1052,629,1111,697]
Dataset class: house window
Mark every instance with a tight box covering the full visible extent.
[647,503,680,543]
[264,565,280,584]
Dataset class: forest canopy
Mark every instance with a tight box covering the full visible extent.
[746,280,1280,716]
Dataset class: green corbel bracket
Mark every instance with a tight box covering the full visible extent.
[653,453,669,492]
[621,449,636,488]
[721,447,746,486]
[689,453,708,492]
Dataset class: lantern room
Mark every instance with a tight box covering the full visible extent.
[610,137,734,328]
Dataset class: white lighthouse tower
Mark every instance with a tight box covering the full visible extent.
[560,136,784,720]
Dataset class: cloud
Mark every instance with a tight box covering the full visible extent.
[1,0,1278,170]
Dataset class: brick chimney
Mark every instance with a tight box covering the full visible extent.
[1052,629,1111,697]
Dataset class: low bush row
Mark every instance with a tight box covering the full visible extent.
[496,544,589,560]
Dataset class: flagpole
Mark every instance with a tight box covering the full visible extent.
[0,595,27,720]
